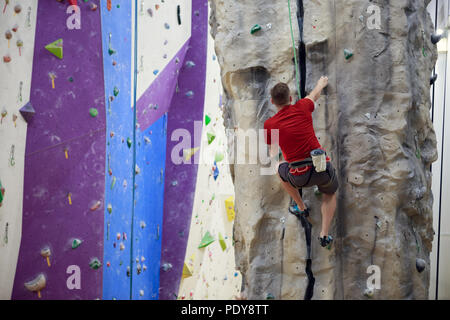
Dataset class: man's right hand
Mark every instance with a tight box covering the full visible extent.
[318,76,329,89]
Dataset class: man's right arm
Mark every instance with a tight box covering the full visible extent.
[305,76,328,103]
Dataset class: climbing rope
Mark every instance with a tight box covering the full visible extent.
[287,0,301,98]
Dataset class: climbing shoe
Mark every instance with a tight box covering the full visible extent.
[319,235,333,250]
[289,204,310,219]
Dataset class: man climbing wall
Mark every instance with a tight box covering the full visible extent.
[264,77,338,248]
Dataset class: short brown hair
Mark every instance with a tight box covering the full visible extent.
[271,83,290,106]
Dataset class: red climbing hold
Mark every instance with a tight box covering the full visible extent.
[68,0,77,6]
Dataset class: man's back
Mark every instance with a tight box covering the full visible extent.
[264,98,322,162]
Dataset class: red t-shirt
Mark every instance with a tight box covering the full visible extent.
[264,98,323,162]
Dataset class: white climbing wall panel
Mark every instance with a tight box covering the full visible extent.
[0,0,38,300]
[177,2,242,299]
[136,0,191,99]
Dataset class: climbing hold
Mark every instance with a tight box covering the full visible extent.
[67,192,72,204]
[205,114,211,126]
[107,0,112,11]
[16,39,23,56]
[266,293,275,300]
[430,74,438,85]
[185,90,194,98]
[207,132,216,145]
[153,69,159,75]
[89,258,101,270]
[147,8,153,17]
[164,23,170,29]
[113,87,119,97]
[155,4,160,10]
[107,203,112,214]
[13,4,21,13]
[344,49,353,60]
[364,288,374,298]
[45,39,63,59]
[213,162,219,181]
[24,274,46,299]
[219,233,227,251]
[251,24,262,34]
[416,258,426,273]
[90,201,101,211]
[431,33,443,44]
[19,102,35,123]
[0,179,4,207]
[127,138,132,148]
[139,290,144,296]
[214,152,224,163]
[182,262,193,279]
[119,242,125,251]
[3,55,11,63]
[140,221,146,229]
[90,3,97,11]
[89,108,98,117]
[225,196,235,221]
[162,263,173,272]
[135,164,140,174]
[40,247,51,267]
[198,231,215,248]
[183,147,200,162]
[72,239,82,249]
[5,30,12,48]
[171,180,178,186]
[185,60,195,68]
[177,5,181,25]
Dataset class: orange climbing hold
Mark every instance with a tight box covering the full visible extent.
[107,0,112,11]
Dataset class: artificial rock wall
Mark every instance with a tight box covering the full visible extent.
[210,0,438,299]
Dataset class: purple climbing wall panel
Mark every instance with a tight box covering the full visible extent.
[159,0,208,300]
[12,1,105,300]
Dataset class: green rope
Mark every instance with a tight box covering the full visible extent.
[288,0,301,98]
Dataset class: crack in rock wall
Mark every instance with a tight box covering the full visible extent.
[210,0,438,300]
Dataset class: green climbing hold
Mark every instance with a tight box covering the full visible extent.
[89,258,101,270]
[68,77,74,82]
[219,233,227,251]
[207,133,216,145]
[344,49,353,60]
[127,138,132,148]
[198,231,215,248]
[113,87,119,97]
[214,152,224,163]
[45,39,63,59]
[107,203,112,214]
[108,47,116,56]
[111,176,116,190]
[205,114,211,126]
[89,108,98,117]
[72,239,82,249]
[266,293,275,300]
[251,24,262,34]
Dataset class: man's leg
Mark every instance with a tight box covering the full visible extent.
[280,178,307,211]
[320,192,336,238]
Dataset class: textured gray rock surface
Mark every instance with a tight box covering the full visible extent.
[210,0,438,299]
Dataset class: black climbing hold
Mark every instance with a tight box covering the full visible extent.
[177,5,181,25]
[431,33,443,45]
[430,74,438,85]
[19,102,35,123]
[416,258,426,273]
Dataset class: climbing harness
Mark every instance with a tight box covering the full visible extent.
[287,0,301,97]
[289,197,315,300]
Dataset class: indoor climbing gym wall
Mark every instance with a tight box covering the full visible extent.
[0,0,38,301]
[176,10,242,300]
[0,0,241,300]
[11,0,106,300]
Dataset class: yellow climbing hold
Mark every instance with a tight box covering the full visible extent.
[225,196,235,222]
[183,147,200,162]
[182,262,193,279]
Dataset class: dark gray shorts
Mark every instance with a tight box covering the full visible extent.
[278,161,339,195]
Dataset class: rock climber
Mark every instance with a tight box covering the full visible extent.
[264,77,338,248]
